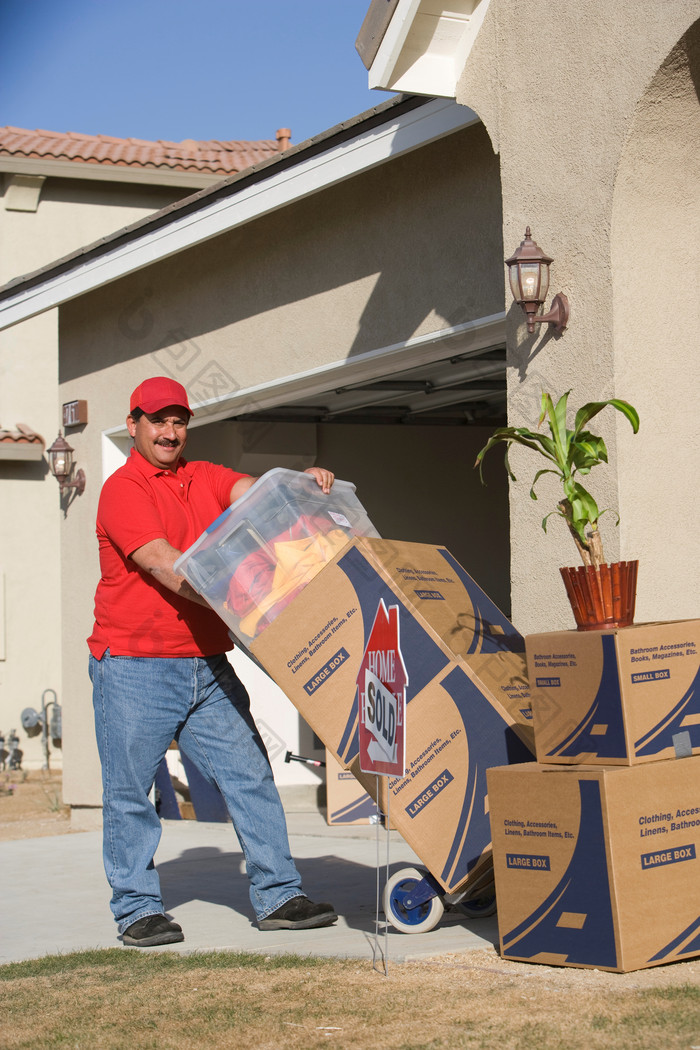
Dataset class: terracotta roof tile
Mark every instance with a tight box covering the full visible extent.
[0,424,45,461]
[0,424,44,445]
[0,126,291,176]
[0,422,43,441]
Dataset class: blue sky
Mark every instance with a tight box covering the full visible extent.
[0,0,392,145]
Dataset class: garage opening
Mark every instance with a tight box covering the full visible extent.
[186,343,511,615]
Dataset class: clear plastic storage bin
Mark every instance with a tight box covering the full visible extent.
[174,468,380,645]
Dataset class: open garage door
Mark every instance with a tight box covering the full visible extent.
[223,344,506,427]
[189,341,511,615]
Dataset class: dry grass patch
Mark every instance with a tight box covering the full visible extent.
[2,948,700,1050]
[0,770,73,840]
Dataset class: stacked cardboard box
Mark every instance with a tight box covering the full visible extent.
[325,748,378,826]
[488,619,700,972]
[525,621,700,765]
[252,537,534,896]
[175,469,535,897]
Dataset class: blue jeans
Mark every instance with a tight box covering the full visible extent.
[89,651,303,932]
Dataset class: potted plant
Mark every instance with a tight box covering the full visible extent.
[475,390,640,630]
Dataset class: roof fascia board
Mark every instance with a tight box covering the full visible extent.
[367,0,491,98]
[103,311,505,438]
[0,98,478,332]
[0,155,224,189]
[368,0,423,89]
[0,443,45,460]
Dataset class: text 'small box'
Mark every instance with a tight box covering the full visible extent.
[487,757,700,972]
[253,538,534,894]
[526,620,700,765]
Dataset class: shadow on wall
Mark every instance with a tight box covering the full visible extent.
[59,124,503,386]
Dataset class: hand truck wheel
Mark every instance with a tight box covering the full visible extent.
[454,892,497,919]
[383,866,445,934]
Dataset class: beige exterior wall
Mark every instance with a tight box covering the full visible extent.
[57,123,506,808]
[456,2,700,632]
[0,175,199,769]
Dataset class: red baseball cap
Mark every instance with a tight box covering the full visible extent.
[129,377,193,416]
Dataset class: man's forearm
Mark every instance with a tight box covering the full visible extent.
[130,538,210,607]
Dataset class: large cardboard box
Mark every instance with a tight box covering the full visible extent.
[351,659,532,894]
[526,621,700,765]
[325,749,380,826]
[252,538,535,893]
[253,538,533,766]
[487,757,700,972]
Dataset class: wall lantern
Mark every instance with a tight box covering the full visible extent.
[46,431,86,494]
[505,227,569,334]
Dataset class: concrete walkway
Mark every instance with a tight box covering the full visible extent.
[0,811,498,965]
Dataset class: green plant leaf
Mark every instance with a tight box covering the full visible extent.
[474,390,639,566]
[529,468,561,501]
[539,391,570,470]
[475,428,558,482]
[541,508,566,533]
[571,433,608,471]
[569,482,600,531]
[573,399,640,438]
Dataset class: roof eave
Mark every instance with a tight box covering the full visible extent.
[0,154,226,189]
[358,0,492,100]
[0,95,480,331]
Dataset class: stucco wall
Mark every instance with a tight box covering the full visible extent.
[611,24,700,622]
[0,175,194,769]
[57,122,506,807]
[456,1,700,632]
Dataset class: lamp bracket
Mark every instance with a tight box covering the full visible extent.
[537,292,569,334]
[60,468,86,496]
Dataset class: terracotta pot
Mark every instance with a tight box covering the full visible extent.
[559,560,639,631]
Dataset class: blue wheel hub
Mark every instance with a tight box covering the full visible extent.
[388,875,438,926]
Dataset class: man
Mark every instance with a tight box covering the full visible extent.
[88,376,337,947]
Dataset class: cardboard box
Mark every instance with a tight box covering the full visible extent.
[253,538,533,767]
[325,749,381,826]
[526,620,700,765]
[351,659,533,894]
[251,538,535,893]
[487,757,700,972]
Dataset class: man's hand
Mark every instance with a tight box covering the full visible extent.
[230,467,335,504]
[304,467,335,494]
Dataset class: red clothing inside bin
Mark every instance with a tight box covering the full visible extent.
[88,448,248,658]
[226,514,350,637]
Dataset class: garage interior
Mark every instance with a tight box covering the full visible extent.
[185,342,512,616]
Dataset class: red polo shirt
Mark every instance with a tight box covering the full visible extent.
[88,449,248,658]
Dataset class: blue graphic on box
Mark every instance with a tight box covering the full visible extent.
[330,794,376,824]
[641,843,696,870]
[635,664,700,757]
[432,665,533,891]
[506,853,551,871]
[631,669,670,683]
[303,648,350,696]
[406,769,454,817]
[334,547,451,766]
[437,548,526,655]
[414,589,445,600]
[545,635,627,759]
[649,913,700,963]
[502,780,617,968]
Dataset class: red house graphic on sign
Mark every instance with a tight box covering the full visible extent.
[357,600,408,777]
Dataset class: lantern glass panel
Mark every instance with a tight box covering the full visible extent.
[520,262,546,302]
[508,266,522,302]
[51,447,71,477]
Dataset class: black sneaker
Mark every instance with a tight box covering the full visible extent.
[258,896,337,931]
[122,914,184,947]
